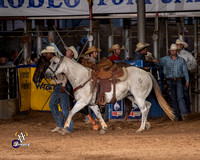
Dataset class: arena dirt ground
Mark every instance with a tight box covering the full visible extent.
[0,111,200,160]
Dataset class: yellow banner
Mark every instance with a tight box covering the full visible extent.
[30,67,55,111]
[18,67,31,112]
[18,66,61,111]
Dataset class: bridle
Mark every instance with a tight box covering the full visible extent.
[47,56,64,79]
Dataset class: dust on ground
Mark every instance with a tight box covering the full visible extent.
[0,111,200,160]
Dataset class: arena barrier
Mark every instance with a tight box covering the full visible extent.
[0,66,18,119]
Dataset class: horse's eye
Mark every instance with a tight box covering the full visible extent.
[53,62,57,65]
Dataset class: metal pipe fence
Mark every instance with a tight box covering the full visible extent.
[0,66,18,100]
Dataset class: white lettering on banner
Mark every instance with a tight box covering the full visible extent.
[0,0,200,16]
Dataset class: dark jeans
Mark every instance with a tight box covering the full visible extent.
[49,85,73,132]
[167,79,187,119]
[182,79,191,114]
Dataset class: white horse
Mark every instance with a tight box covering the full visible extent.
[45,56,175,133]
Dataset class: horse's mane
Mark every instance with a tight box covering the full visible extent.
[62,56,91,71]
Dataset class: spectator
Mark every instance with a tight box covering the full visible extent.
[108,44,125,61]
[31,54,38,65]
[7,50,21,65]
[176,38,197,114]
[0,54,8,66]
[158,44,189,121]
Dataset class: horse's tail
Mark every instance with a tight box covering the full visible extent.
[149,73,175,121]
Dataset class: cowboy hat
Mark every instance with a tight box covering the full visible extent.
[40,46,57,55]
[169,44,177,50]
[85,46,101,55]
[135,42,150,52]
[108,44,125,52]
[175,39,188,48]
[65,46,78,59]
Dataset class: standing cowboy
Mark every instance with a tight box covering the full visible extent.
[159,44,189,121]
[108,44,125,61]
[176,38,197,114]
[40,46,74,135]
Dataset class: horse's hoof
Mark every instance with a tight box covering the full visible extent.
[99,129,106,134]
[93,124,99,130]
[64,124,69,129]
[145,122,151,130]
[103,126,107,131]
[136,128,144,133]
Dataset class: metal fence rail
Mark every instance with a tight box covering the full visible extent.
[0,65,18,100]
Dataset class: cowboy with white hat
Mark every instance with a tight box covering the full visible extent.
[158,43,189,121]
[175,37,197,114]
[64,46,78,60]
[108,44,125,61]
[175,38,197,72]
[132,42,150,61]
[49,34,78,60]
[40,46,58,60]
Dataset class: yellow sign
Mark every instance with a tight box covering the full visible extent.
[18,67,31,112]
[30,67,55,111]
[18,66,60,111]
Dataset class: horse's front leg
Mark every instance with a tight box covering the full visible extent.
[64,100,88,129]
[89,105,107,131]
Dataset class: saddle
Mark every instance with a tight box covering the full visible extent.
[91,58,128,106]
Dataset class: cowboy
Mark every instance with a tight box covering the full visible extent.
[49,34,78,60]
[108,44,125,61]
[133,42,150,61]
[81,46,101,68]
[176,38,197,114]
[80,46,101,124]
[158,44,189,121]
[40,46,74,135]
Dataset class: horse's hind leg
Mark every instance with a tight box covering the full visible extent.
[89,105,107,131]
[136,100,151,133]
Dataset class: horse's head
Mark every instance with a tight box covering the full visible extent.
[45,55,64,79]
[32,56,50,84]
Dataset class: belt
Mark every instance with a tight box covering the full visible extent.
[166,77,183,81]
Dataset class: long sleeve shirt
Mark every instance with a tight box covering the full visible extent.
[132,52,145,61]
[159,56,189,82]
[178,49,197,72]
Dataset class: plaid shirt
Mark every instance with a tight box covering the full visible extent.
[159,55,189,82]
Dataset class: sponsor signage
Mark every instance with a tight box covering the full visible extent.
[0,0,200,16]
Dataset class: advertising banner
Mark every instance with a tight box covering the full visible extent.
[30,67,56,111]
[18,66,59,111]
[0,0,200,17]
[17,66,31,112]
